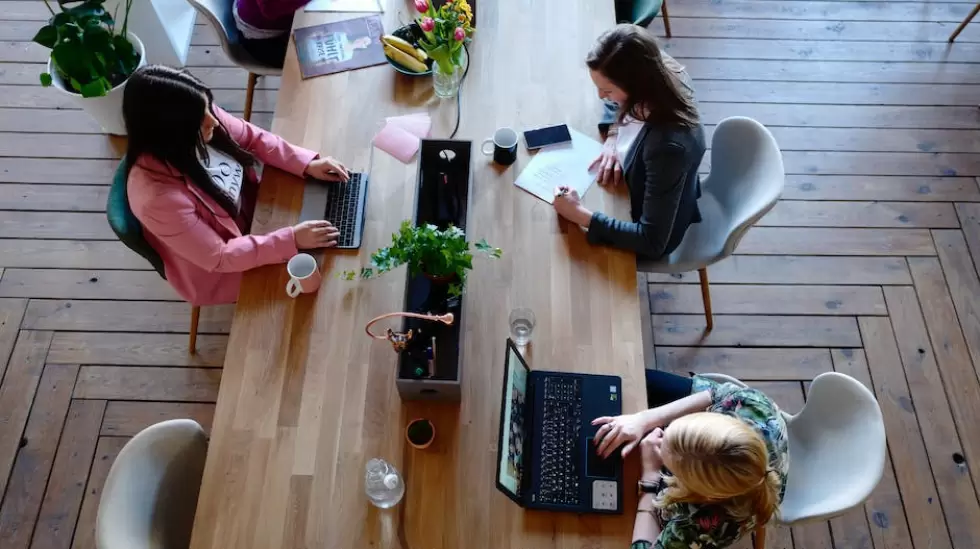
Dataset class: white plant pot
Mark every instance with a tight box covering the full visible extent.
[47,32,146,136]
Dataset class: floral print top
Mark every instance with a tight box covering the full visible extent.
[631,376,789,549]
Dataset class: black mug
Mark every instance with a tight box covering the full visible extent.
[481,127,518,166]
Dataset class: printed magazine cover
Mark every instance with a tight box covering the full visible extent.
[293,15,386,79]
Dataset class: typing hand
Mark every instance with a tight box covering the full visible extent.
[305,156,350,182]
[639,428,665,476]
[592,412,649,458]
[293,220,340,249]
[588,138,622,187]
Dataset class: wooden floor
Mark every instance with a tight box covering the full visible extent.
[1,1,979,548]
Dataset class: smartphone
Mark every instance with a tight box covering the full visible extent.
[524,124,572,150]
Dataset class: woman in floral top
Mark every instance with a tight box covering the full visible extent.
[592,371,788,549]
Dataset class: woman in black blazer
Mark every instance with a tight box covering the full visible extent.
[553,24,705,261]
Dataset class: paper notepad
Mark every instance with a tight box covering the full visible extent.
[373,113,432,163]
[514,128,603,204]
[305,0,382,13]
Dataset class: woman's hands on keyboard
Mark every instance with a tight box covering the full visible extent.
[293,220,340,249]
[305,156,350,182]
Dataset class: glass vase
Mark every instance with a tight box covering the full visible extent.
[432,61,462,99]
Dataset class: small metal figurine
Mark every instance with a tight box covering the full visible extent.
[365,312,455,353]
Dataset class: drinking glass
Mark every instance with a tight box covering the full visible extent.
[509,308,536,346]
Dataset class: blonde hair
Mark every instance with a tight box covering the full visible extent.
[655,412,781,524]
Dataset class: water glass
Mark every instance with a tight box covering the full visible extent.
[509,308,536,346]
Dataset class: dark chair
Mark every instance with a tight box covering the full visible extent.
[615,0,671,37]
[107,159,201,353]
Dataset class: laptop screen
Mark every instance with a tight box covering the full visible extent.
[496,340,530,502]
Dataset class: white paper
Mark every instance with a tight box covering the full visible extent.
[305,0,382,13]
[514,128,603,204]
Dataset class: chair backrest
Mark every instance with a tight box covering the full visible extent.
[96,420,208,549]
[705,116,784,256]
[185,0,239,50]
[107,159,167,279]
[779,372,886,524]
[633,0,665,27]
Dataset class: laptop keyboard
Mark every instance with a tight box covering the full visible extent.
[324,172,364,248]
[537,376,583,506]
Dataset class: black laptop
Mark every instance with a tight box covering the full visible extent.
[298,172,369,249]
[495,339,624,514]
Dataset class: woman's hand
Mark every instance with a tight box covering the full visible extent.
[592,411,652,458]
[553,187,593,227]
[293,220,340,249]
[305,156,350,182]
[639,428,665,478]
[589,137,623,187]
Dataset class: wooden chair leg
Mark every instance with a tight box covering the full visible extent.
[661,0,672,38]
[243,72,258,122]
[189,305,200,354]
[698,267,713,331]
[753,524,767,549]
[949,2,980,43]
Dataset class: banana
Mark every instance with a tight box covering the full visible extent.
[383,43,428,73]
[382,35,428,63]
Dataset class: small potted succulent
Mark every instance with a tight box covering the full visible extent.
[341,221,502,298]
[34,0,145,135]
[406,418,436,450]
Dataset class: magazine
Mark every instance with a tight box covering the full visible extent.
[293,15,386,79]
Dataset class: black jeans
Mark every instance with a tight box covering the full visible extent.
[241,33,290,69]
[645,369,693,408]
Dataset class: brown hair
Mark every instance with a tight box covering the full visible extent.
[657,413,781,525]
[586,24,699,127]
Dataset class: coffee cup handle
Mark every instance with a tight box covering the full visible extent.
[286,278,302,298]
[481,138,495,155]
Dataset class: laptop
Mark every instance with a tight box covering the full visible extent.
[298,172,369,249]
[495,339,624,514]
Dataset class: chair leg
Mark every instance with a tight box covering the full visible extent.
[661,0,672,38]
[244,72,258,123]
[753,524,767,549]
[949,3,980,43]
[698,267,713,331]
[189,305,200,354]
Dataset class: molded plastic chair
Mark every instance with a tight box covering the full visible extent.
[184,0,282,121]
[638,117,784,330]
[700,372,887,548]
[96,420,208,549]
[949,2,980,42]
[107,159,201,353]
[615,0,671,37]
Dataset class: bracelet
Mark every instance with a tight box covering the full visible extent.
[636,507,658,517]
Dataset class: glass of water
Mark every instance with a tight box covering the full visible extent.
[509,308,536,346]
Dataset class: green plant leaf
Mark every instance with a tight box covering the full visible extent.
[79,77,107,97]
[33,25,58,48]
[39,72,53,86]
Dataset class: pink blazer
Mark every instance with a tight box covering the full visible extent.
[127,107,318,306]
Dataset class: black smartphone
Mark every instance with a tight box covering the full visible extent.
[524,124,572,150]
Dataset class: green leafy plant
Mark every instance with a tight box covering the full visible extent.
[341,221,502,297]
[33,0,141,98]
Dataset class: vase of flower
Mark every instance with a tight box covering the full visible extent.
[413,0,473,99]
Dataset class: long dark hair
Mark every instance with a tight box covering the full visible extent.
[586,24,699,128]
[123,65,255,215]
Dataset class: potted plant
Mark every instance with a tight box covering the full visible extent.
[33,0,145,135]
[406,418,435,450]
[412,0,474,98]
[341,221,502,298]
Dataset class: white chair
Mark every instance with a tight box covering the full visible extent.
[700,372,887,549]
[184,0,282,122]
[96,420,208,549]
[639,117,784,330]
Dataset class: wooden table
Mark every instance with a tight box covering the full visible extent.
[188,1,646,547]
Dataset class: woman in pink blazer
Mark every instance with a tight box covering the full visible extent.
[123,65,346,306]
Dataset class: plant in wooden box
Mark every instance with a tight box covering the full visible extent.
[33,0,145,135]
[413,0,473,98]
[341,220,501,298]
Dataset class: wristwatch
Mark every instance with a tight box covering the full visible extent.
[637,479,660,495]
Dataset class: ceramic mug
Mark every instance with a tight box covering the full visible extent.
[286,253,321,298]
[481,127,519,166]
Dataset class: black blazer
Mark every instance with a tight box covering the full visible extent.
[587,122,705,260]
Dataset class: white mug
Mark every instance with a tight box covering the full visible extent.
[286,253,321,298]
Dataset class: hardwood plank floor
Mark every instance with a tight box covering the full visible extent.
[1,2,979,548]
